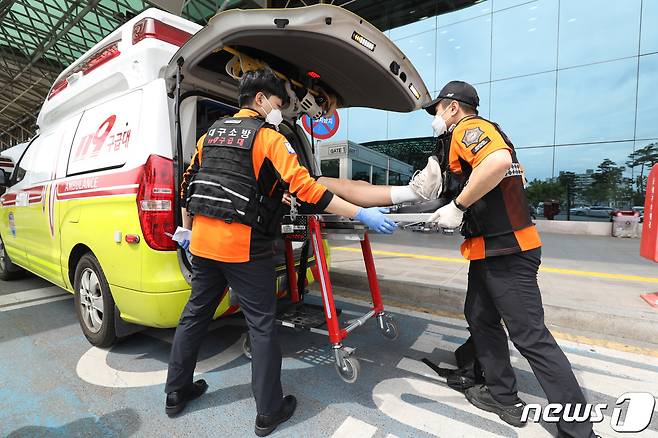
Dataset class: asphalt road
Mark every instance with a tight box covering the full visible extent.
[1,274,657,438]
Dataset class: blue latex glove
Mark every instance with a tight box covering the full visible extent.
[178,239,190,250]
[354,207,397,234]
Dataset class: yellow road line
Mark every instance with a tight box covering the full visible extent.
[332,247,658,284]
[333,247,468,264]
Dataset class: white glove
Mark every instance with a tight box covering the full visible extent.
[429,200,464,228]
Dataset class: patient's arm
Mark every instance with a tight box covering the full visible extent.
[317,177,394,207]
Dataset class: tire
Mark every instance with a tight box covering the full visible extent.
[380,316,400,341]
[73,253,117,347]
[336,356,360,384]
[0,234,24,281]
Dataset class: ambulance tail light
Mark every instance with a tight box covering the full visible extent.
[132,18,192,47]
[137,155,177,251]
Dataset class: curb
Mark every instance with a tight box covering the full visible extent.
[328,268,658,347]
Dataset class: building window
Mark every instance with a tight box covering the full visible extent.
[372,166,387,185]
[491,0,558,80]
[321,159,340,178]
[558,0,641,69]
[490,71,556,148]
[351,160,371,182]
[555,58,637,145]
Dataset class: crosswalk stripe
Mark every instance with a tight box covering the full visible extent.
[0,286,70,308]
[330,417,377,438]
[0,294,72,312]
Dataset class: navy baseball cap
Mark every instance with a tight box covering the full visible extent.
[424,81,480,115]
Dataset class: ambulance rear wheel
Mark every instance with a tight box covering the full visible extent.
[74,253,117,347]
[0,235,23,281]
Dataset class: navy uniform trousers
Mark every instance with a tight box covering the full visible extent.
[466,248,595,438]
[165,254,283,415]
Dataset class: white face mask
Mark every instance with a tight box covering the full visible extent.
[431,106,452,137]
[260,95,283,129]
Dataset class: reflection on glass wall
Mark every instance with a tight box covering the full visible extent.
[351,160,370,182]
[490,72,555,148]
[321,159,339,178]
[373,166,387,185]
[491,0,558,80]
[636,54,658,140]
[317,0,658,219]
[558,0,641,68]
[641,0,658,55]
[555,58,637,145]
[436,14,492,86]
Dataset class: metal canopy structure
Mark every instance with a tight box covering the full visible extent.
[0,0,475,151]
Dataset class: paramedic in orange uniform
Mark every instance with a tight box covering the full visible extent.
[164,69,396,437]
[425,81,595,438]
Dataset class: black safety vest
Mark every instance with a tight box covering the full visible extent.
[185,117,284,234]
[448,117,533,239]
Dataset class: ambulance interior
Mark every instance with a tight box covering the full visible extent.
[179,45,351,181]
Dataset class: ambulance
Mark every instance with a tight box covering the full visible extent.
[0,5,430,347]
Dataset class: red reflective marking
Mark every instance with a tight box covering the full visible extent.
[132,18,192,47]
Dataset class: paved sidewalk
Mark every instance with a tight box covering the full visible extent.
[328,230,658,346]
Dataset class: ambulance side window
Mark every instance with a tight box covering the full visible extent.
[27,132,58,184]
[14,138,40,186]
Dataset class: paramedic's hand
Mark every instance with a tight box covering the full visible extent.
[354,207,397,234]
[429,200,464,228]
[178,238,190,250]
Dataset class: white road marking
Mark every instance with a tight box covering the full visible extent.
[330,416,377,438]
[0,286,69,308]
[0,294,71,312]
[76,337,244,388]
[373,377,553,437]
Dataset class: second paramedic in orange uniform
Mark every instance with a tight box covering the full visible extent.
[425,81,595,438]
[165,69,396,437]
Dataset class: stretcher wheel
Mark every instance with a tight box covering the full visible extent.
[336,356,360,383]
[380,316,399,341]
[242,334,252,360]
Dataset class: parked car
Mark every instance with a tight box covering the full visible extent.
[569,206,589,216]
[0,6,430,346]
[586,206,614,218]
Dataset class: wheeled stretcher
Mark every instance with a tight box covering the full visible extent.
[242,206,435,383]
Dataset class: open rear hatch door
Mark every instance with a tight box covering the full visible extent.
[164,4,431,112]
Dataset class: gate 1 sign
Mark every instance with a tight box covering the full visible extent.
[640,164,658,262]
[302,110,340,140]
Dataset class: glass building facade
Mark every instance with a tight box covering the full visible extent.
[318,0,658,220]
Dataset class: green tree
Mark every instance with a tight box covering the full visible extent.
[584,158,628,206]
[525,179,566,207]
[626,142,658,205]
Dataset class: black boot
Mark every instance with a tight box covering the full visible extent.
[465,385,526,427]
[254,395,297,437]
[165,379,209,417]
